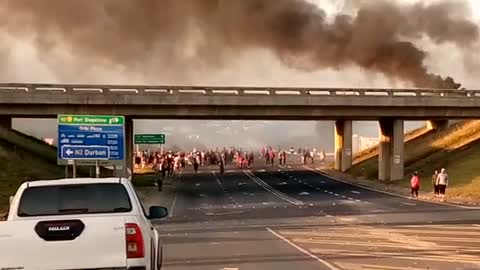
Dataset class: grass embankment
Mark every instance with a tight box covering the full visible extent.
[0,139,65,214]
[0,127,108,216]
[349,124,434,179]
[348,120,480,202]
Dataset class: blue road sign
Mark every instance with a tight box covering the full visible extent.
[57,115,125,163]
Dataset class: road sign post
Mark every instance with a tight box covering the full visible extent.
[72,160,77,178]
[57,115,126,172]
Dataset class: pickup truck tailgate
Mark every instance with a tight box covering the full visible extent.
[0,216,127,270]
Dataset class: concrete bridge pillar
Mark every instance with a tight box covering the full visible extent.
[124,117,134,178]
[0,116,12,129]
[378,119,404,181]
[427,120,449,131]
[334,120,352,172]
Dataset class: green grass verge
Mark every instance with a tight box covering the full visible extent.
[398,139,480,200]
[349,121,480,179]
[0,140,65,214]
[348,120,480,201]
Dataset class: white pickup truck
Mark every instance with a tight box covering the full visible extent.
[0,178,168,270]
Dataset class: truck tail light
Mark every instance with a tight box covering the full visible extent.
[125,223,144,258]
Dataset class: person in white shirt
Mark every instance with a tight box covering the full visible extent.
[436,168,449,199]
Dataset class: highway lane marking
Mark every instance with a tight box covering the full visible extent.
[335,262,427,270]
[159,222,480,235]
[351,190,361,194]
[169,192,178,218]
[399,224,480,230]
[281,231,480,242]
[266,227,339,270]
[212,172,240,207]
[168,171,182,218]
[244,170,304,206]
[205,211,245,216]
[401,202,416,206]
[304,166,480,210]
[308,248,480,264]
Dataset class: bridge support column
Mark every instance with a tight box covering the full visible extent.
[0,116,12,129]
[334,120,352,172]
[427,120,449,131]
[378,119,404,181]
[124,117,134,179]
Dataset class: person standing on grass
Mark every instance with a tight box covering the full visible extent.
[436,168,449,199]
[410,172,420,199]
[432,170,439,197]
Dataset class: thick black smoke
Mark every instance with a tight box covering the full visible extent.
[0,0,477,88]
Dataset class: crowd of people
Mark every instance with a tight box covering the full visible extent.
[134,147,250,176]
[134,146,328,175]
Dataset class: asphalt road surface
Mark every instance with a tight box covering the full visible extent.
[148,163,480,270]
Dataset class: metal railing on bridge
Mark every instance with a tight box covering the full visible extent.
[0,83,480,98]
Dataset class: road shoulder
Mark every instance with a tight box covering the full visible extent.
[309,167,480,209]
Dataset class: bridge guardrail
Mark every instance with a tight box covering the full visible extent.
[0,83,478,98]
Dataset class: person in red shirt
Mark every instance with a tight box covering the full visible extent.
[410,172,420,199]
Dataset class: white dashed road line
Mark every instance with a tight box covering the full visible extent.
[169,172,182,218]
[212,171,240,207]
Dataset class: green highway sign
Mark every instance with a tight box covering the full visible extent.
[135,134,166,144]
[58,115,125,125]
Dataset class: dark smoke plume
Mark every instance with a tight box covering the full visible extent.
[0,0,477,88]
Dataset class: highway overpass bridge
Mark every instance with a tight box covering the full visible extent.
[1,83,478,181]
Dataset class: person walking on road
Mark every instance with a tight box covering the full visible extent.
[410,172,420,199]
[193,158,199,174]
[436,168,449,199]
[432,170,439,197]
[219,159,225,175]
